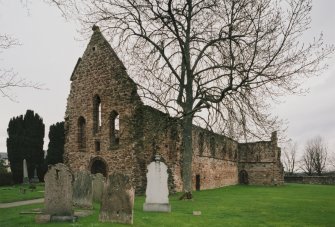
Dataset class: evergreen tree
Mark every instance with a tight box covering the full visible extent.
[45,122,65,165]
[6,110,45,183]
[23,110,45,179]
[7,115,24,183]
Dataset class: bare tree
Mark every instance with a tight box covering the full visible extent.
[48,0,333,198]
[329,152,335,171]
[301,136,328,176]
[300,143,314,176]
[0,5,42,101]
[282,141,297,175]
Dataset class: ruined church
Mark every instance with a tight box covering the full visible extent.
[64,26,284,194]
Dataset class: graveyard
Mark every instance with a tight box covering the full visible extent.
[0,183,334,226]
[1,1,335,226]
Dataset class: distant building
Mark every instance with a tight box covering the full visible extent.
[0,152,11,172]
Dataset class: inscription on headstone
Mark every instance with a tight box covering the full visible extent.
[73,170,93,209]
[99,173,134,224]
[143,154,171,212]
[44,163,74,216]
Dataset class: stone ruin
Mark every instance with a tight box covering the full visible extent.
[99,173,134,224]
[63,25,284,196]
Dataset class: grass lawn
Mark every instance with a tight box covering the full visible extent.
[0,183,334,226]
[0,183,45,203]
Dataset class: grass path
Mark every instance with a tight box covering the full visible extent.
[0,198,44,208]
[0,183,334,226]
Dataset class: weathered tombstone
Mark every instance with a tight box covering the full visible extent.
[31,167,39,183]
[99,173,134,224]
[73,170,93,209]
[143,154,171,212]
[44,163,74,216]
[23,159,29,184]
[92,173,105,203]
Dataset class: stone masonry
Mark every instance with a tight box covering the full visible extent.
[64,26,284,195]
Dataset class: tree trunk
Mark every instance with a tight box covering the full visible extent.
[180,111,193,200]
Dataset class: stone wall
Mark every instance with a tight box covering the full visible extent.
[64,26,142,182]
[136,105,240,192]
[238,132,284,185]
[285,176,335,185]
[64,26,284,195]
[191,127,239,190]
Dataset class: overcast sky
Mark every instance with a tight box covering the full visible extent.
[0,1,334,158]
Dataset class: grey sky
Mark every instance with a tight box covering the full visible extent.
[0,1,334,158]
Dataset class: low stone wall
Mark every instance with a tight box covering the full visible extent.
[284,176,335,185]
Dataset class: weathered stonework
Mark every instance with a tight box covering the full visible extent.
[73,170,93,209]
[64,26,284,195]
[99,173,134,224]
[44,163,74,216]
[238,132,284,185]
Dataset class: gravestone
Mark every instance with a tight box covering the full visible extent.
[92,173,105,203]
[73,170,93,209]
[23,159,29,184]
[30,166,39,183]
[99,173,134,224]
[44,163,74,216]
[143,154,171,212]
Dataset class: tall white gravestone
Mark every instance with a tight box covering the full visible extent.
[23,159,29,183]
[143,154,171,212]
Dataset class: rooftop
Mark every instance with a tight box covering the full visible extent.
[0,152,8,160]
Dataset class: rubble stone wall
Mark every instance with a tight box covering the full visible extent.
[64,27,284,195]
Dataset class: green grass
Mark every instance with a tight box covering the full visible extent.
[0,183,45,203]
[0,184,334,226]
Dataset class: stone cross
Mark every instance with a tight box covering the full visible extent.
[143,154,171,212]
[23,159,28,184]
[44,163,74,216]
[73,170,93,209]
[99,173,134,224]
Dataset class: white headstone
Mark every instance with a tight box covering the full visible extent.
[143,154,171,212]
[23,159,29,183]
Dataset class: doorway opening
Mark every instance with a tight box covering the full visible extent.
[196,174,200,191]
[239,170,249,185]
[90,158,108,177]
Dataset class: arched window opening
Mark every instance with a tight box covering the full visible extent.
[110,111,120,146]
[78,116,86,151]
[93,95,101,133]
[90,158,108,177]
[198,132,204,156]
[98,103,102,127]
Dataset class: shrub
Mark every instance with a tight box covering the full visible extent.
[0,172,13,186]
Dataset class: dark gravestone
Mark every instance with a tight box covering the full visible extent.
[92,173,105,203]
[99,173,134,224]
[73,170,93,209]
[44,163,74,216]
